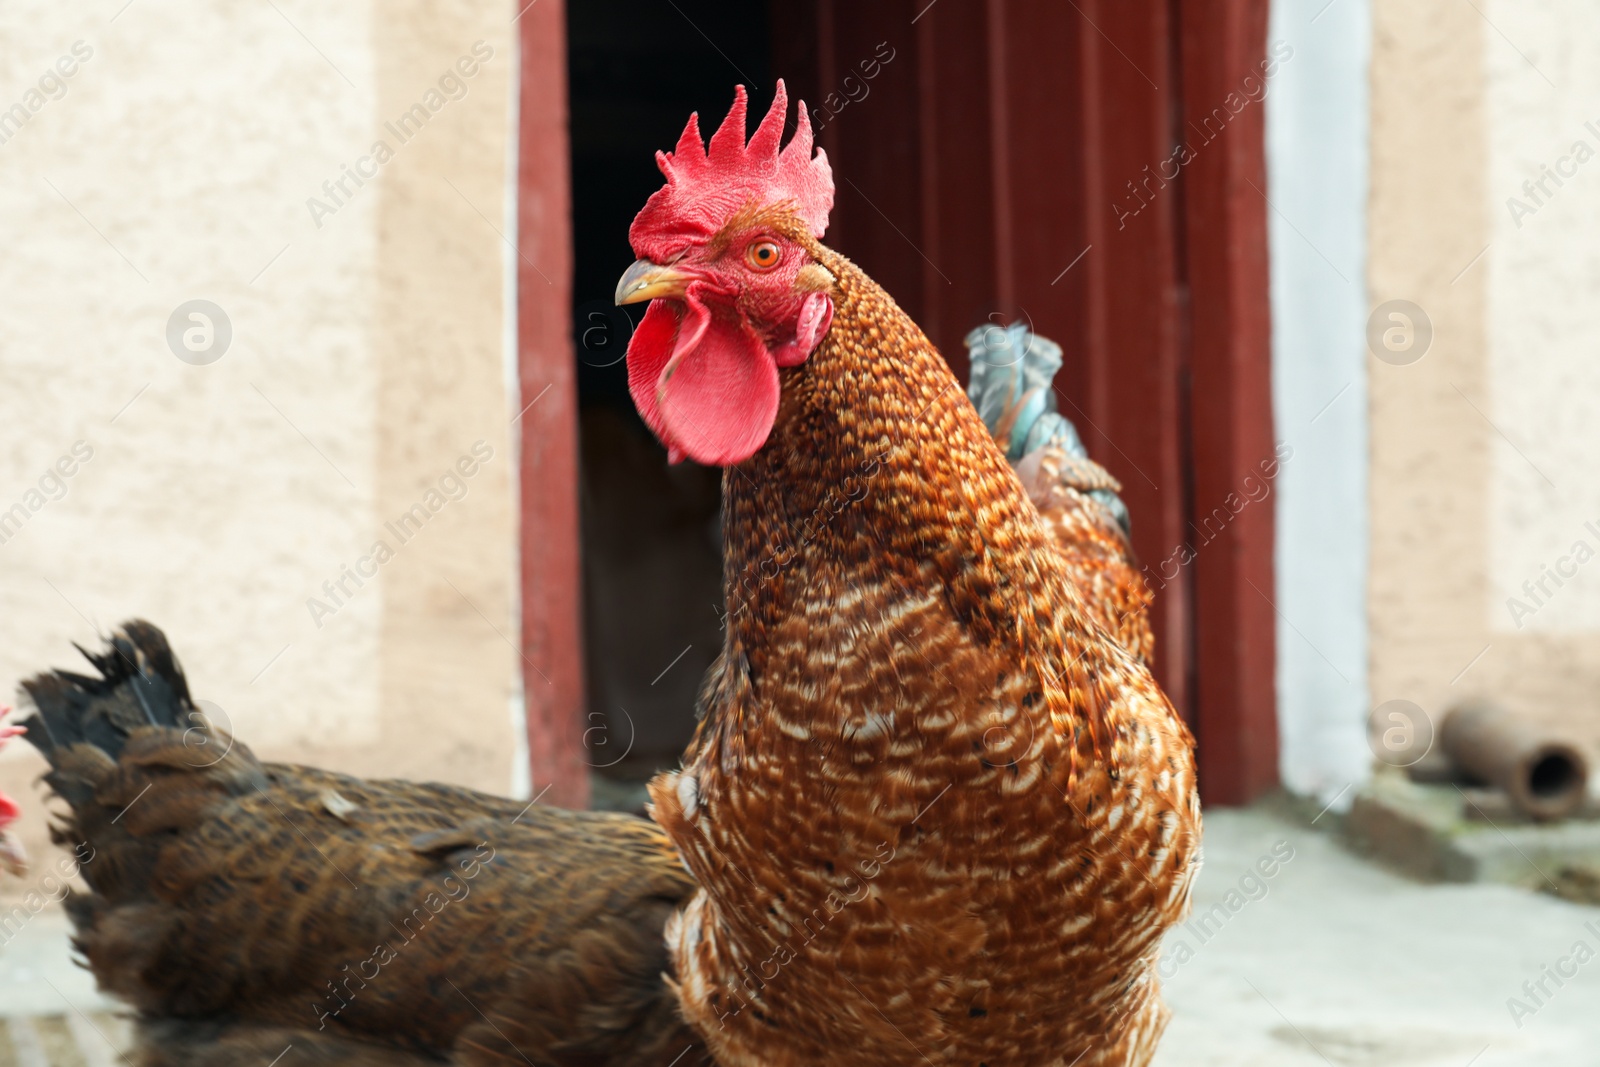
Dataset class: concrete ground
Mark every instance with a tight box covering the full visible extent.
[3,808,1597,1065]
[0,912,127,1066]
[1154,808,1600,1066]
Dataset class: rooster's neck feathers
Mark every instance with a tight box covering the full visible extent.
[714,245,1129,737]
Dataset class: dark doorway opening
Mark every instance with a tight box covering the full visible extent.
[566,1,777,796]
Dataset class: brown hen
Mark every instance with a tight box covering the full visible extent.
[17,621,706,1067]
[616,86,1202,1067]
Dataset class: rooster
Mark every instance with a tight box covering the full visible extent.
[618,84,1200,1067]
[14,622,706,1067]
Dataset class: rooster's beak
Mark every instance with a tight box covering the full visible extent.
[616,259,691,305]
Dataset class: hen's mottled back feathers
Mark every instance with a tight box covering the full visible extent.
[16,622,706,1067]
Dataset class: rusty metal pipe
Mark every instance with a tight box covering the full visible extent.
[1441,701,1591,821]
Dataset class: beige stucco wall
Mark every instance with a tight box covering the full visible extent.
[1369,1,1600,751]
[0,0,519,900]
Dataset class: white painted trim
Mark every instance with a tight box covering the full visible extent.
[503,23,531,802]
[1265,0,1373,806]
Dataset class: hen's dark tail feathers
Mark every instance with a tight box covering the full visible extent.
[13,619,254,931]
[16,617,216,825]
[18,619,196,781]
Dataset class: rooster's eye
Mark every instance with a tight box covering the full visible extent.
[746,240,781,271]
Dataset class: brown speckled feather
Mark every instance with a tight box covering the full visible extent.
[20,622,707,1067]
[648,226,1200,1067]
[1014,446,1155,664]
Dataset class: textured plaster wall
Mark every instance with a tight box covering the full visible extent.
[1369,1,1600,751]
[0,0,518,899]
[1484,2,1600,636]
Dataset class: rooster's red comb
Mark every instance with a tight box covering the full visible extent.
[629,81,833,261]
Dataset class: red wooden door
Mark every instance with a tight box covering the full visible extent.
[774,0,1278,803]
[1173,0,1279,804]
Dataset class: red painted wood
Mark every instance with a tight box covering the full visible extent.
[518,0,588,810]
[1070,0,1195,726]
[817,0,928,328]
[985,0,1015,318]
[989,0,1087,360]
[915,14,941,346]
[1176,0,1278,803]
[913,0,997,369]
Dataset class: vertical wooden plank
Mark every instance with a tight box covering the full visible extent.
[816,0,927,326]
[518,0,588,809]
[1073,0,1110,435]
[1176,0,1278,802]
[915,13,943,346]
[915,0,998,368]
[1068,0,1194,723]
[815,0,839,185]
[990,0,1089,391]
[985,0,1016,318]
